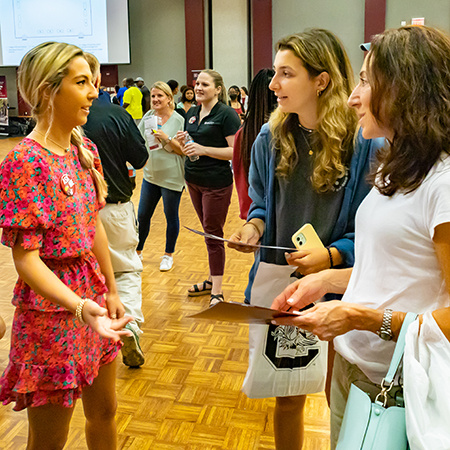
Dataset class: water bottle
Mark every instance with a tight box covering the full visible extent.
[185,132,199,162]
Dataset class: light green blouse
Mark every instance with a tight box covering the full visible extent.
[139,110,185,192]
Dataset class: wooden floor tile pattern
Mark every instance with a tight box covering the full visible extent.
[0,136,330,449]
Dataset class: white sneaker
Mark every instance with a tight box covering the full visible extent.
[160,255,173,271]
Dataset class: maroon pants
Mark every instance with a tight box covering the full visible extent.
[187,182,233,276]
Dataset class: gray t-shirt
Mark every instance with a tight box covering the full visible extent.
[272,127,347,264]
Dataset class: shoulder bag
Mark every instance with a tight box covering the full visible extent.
[336,312,418,450]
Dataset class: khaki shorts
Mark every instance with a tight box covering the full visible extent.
[330,353,402,449]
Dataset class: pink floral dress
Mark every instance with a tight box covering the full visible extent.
[0,138,120,411]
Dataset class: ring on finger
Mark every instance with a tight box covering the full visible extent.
[111,313,117,319]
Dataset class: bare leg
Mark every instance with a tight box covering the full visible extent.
[274,395,307,450]
[27,403,75,449]
[82,359,118,450]
[0,315,6,339]
[211,275,223,295]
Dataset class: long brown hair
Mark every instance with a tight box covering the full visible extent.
[367,26,450,196]
[269,29,357,192]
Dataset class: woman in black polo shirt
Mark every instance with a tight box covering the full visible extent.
[176,69,241,305]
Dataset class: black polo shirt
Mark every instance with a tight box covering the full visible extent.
[184,101,241,188]
[83,99,148,203]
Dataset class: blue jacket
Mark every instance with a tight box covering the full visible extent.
[245,124,385,300]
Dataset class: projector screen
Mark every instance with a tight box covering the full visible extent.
[0,0,130,66]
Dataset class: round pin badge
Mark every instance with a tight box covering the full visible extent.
[60,173,76,196]
[189,116,196,124]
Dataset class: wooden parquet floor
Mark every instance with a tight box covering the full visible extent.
[0,136,330,449]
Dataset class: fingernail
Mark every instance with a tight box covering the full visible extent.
[287,298,294,304]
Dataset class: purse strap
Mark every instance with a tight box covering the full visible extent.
[375,312,417,407]
[384,312,418,383]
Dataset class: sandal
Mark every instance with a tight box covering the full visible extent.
[209,293,224,307]
[188,279,212,297]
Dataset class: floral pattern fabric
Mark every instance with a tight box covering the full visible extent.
[0,138,120,411]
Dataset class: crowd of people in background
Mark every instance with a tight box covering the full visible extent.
[0,23,450,450]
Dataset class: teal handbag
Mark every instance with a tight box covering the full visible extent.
[336,312,418,450]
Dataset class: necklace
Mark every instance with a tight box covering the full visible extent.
[33,130,70,153]
[298,122,314,134]
[298,125,314,156]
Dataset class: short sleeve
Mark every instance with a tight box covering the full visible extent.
[0,146,54,249]
[222,106,241,138]
[426,160,450,238]
[123,88,132,104]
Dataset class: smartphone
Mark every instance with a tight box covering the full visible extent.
[291,223,324,250]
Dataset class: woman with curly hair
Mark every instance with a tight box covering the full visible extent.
[229,29,384,449]
[271,26,450,449]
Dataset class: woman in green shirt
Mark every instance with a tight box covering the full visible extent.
[137,81,185,272]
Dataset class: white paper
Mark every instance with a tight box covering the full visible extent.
[143,115,161,151]
[184,226,297,251]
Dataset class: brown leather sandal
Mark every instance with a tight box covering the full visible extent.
[188,279,212,297]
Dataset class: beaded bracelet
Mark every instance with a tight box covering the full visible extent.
[326,247,334,269]
[75,298,88,324]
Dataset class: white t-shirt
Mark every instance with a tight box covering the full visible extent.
[334,155,450,383]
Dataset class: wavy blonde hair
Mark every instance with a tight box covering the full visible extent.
[151,81,175,110]
[270,29,357,192]
[18,42,107,202]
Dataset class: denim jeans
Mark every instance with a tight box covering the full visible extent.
[137,179,183,253]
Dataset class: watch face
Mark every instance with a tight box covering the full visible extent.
[380,330,393,341]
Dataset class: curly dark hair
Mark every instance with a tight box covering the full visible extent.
[368,26,450,196]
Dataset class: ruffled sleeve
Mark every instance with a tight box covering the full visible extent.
[0,144,54,250]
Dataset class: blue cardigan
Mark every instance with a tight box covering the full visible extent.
[245,124,385,300]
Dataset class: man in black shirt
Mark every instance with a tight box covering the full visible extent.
[84,54,149,368]
[136,77,150,115]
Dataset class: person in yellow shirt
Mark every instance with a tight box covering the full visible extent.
[122,78,143,123]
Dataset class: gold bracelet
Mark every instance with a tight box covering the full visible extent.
[243,221,261,238]
[75,299,88,324]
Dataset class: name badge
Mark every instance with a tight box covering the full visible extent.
[60,173,76,196]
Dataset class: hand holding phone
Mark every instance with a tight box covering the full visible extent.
[291,223,324,250]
